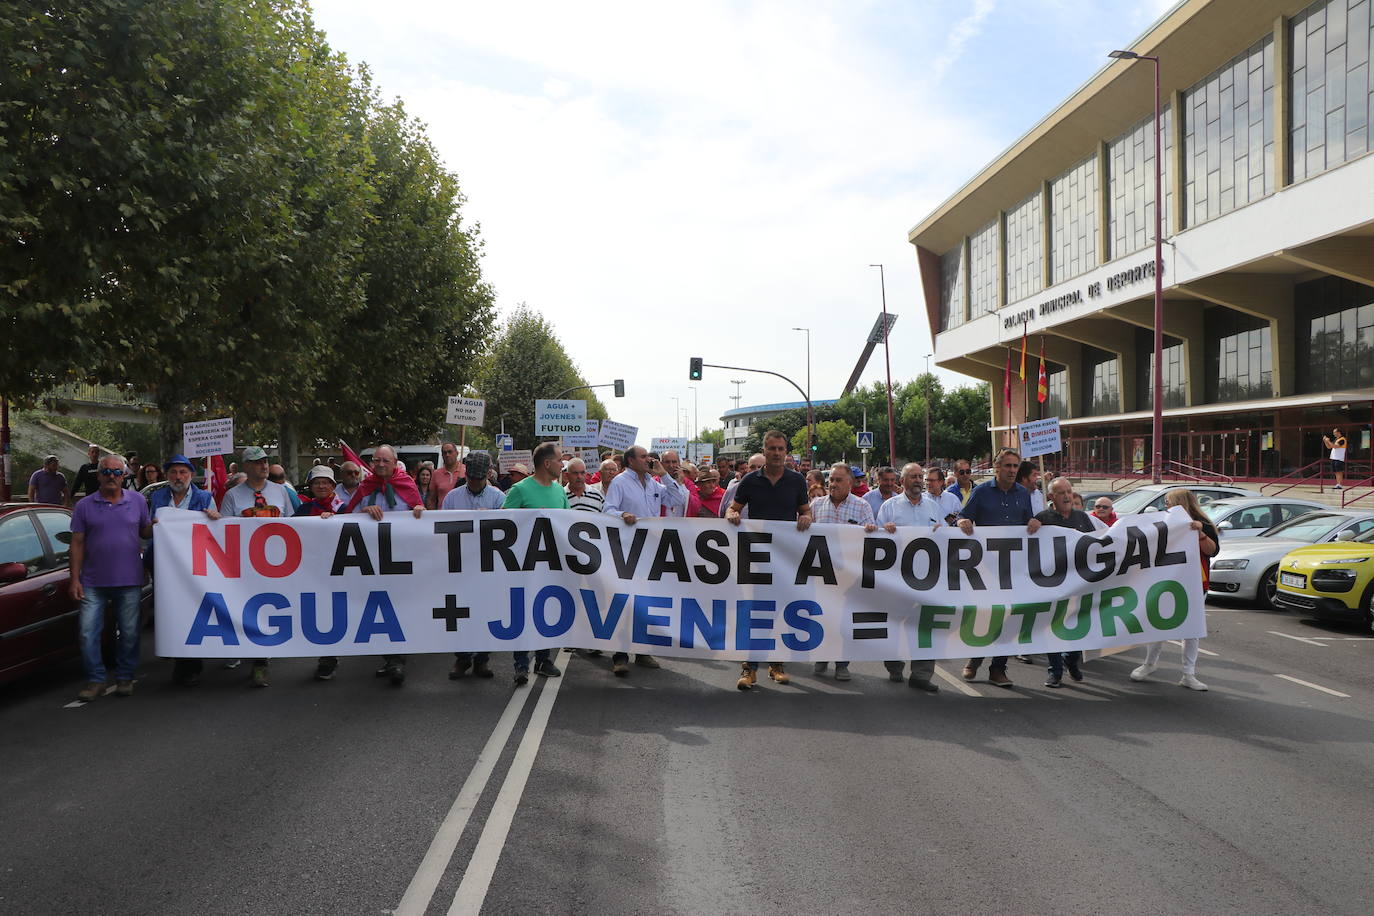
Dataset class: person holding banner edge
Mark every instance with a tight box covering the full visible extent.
[504,442,567,684]
[1034,477,1095,688]
[441,451,503,681]
[725,430,812,689]
[150,455,221,688]
[956,448,1041,688]
[875,462,945,692]
[809,463,877,682]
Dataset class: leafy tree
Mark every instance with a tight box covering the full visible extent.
[790,418,855,464]
[474,304,607,449]
[695,427,725,450]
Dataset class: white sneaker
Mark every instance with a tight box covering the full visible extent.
[1180,674,1208,691]
[1129,664,1157,682]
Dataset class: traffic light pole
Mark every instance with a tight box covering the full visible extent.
[700,361,813,453]
[555,380,625,399]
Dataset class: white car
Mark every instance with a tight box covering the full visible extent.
[1202,497,1325,539]
[1207,510,1374,608]
[1108,483,1263,515]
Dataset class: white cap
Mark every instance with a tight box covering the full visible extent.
[306,465,335,482]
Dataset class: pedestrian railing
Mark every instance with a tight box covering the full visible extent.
[44,381,155,409]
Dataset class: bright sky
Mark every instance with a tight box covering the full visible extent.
[311,0,1178,441]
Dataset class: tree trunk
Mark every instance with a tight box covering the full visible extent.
[279,418,300,485]
[155,387,186,461]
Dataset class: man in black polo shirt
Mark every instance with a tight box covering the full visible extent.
[1034,476,1095,688]
[725,429,812,689]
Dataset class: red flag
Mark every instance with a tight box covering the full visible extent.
[1003,348,1012,408]
[339,438,373,477]
[206,455,228,507]
[1037,338,1048,404]
[1019,324,1028,380]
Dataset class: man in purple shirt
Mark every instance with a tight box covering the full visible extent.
[27,456,69,505]
[69,455,152,701]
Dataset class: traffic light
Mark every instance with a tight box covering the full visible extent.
[810,433,818,452]
[613,379,625,398]
[689,357,703,380]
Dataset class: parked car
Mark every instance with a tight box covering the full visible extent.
[0,503,151,686]
[1207,510,1374,609]
[1202,497,1325,538]
[1272,528,1374,630]
[1109,483,1263,516]
[1077,490,1124,506]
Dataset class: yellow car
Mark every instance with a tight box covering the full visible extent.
[1273,528,1374,631]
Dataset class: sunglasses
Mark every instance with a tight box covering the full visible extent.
[957,469,971,475]
[98,468,126,477]
[1094,504,1113,510]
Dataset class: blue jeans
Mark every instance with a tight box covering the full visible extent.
[79,585,142,683]
[1047,651,1082,678]
[513,649,550,671]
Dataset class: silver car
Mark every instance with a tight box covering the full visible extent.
[1109,483,1262,515]
[1207,510,1374,608]
[1202,497,1325,539]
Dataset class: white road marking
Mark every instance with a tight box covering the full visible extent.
[1169,639,1220,656]
[932,665,982,697]
[392,682,536,916]
[1274,674,1351,698]
[1267,630,1329,647]
[64,682,128,709]
[447,668,570,915]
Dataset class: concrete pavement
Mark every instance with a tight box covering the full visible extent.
[3,599,1373,915]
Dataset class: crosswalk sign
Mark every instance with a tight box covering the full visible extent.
[856,431,874,449]
[496,434,514,452]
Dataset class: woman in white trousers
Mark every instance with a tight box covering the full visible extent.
[1131,489,1219,691]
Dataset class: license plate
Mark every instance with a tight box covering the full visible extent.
[1280,572,1307,589]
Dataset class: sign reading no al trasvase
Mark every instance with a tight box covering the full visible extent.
[183,418,234,459]
[534,399,588,437]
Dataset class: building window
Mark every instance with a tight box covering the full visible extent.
[969,220,999,318]
[1183,35,1274,227]
[1004,190,1043,304]
[1291,0,1374,182]
[939,244,966,331]
[1044,368,1068,419]
[1135,328,1187,409]
[1296,276,1374,391]
[1050,155,1099,284]
[1081,346,1120,416]
[1108,107,1175,259]
[1205,308,1273,401]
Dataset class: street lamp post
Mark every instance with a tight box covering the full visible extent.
[1109,48,1164,485]
[869,264,899,465]
[689,385,698,444]
[791,327,813,449]
[671,396,681,438]
[923,353,933,464]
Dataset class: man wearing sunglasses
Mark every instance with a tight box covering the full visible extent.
[69,456,152,702]
[946,460,976,507]
[955,448,1041,687]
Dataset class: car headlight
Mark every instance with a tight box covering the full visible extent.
[1211,559,1249,570]
[1319,557,1370,565]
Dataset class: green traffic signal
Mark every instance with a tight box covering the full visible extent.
[689,357,703,380]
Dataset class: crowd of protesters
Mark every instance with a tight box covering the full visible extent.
[25,436,1215,703]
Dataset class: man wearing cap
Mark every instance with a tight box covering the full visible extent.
[505,463,530,489]
[850,467,870,497]
[69,455,152,701]
[150,455,221,686]
[27,456,69,506]
[440,451,503,680]
[219,447,296,687]
[72,444,103,502]
[292,466,347,681]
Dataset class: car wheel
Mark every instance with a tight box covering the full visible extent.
[1257,566,1278,610]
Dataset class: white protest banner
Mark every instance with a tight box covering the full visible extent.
[598,420,638,451]
[1018,417,1062,459]
[534,399,587,437]
[154,507,1204,661]
[578,449,601,464]
[183,418,234,459]
[688,442,713,464]
[445,396,486,426]
[498,449,532,473]
[651,437,688,455]
[565,419,600,449]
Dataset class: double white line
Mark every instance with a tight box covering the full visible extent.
[395,661,570,916]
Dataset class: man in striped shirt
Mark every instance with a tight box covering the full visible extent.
[563,458,604,512]
[808,463,876,681]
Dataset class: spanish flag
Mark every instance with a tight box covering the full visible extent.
[1018,324,1028,380]
[1037,338,1048,404]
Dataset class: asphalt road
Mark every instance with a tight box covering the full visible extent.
[3,599,1373,915]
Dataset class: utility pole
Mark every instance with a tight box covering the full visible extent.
[730,379,745,409]
[672,396,681,438]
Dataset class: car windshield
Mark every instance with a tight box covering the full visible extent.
[1111,489,1160,514]
[1257,513,1344,542]
[1356,528,1374,544]
[1202,502,1239,519]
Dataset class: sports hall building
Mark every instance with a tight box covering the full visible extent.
[909,0,1374,485]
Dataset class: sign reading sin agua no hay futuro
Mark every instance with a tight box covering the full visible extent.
[154,508,1205,660]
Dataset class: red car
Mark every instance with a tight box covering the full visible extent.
[0,502,151,686]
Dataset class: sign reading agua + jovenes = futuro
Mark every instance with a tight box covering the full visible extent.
[534,399,588,437]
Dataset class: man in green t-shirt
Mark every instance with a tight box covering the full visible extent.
[504,441,567,683]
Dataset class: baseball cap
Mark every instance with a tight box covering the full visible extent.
[307,465,336,482]
[162,453,196,472]
[852,466,865,477]
[242,446,268,462]
[464,451,491,479]
[44,454,59,463]
[510,464,530,476]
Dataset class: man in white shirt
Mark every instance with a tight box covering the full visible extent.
[926,466,963,524]
[593,458,620,498]
[1017,460,1045,514]
[657,449,691,518]
[601,446,685,676]
[874,461,942,693]
[809,464,876,681]
[220,446,295,519]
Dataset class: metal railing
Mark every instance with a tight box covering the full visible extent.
[1341,474,1374,507]
[44,382,155,409]
[1109,460,1234,493]
[1261,459,1328,497]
